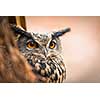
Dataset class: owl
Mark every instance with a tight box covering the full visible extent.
[11,25,71,83]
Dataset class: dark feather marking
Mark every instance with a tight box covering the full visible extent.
[53,28,71,38]
[10,24,32,38]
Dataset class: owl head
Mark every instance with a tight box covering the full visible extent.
[11,25,71,83]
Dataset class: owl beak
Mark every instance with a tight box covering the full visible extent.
[44,48,48,58]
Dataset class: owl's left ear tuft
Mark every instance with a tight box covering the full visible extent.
[53,28,71,37]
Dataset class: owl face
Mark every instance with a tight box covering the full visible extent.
[11,25,71,83]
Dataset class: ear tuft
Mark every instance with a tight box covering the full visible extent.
[54,28,71,37]
[10,24,32,38]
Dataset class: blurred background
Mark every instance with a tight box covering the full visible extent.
[8,16,100,82]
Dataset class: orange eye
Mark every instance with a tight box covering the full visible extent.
[27,41,38,49]
[49,41,56,49]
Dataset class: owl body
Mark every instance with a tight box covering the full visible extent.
[11,25,70,83]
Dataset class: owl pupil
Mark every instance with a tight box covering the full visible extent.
[51,43,54,46]
[30,42,34,46]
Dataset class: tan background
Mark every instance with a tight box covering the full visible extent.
[25,16,100,82]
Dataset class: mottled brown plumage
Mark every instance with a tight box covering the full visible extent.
[0,16,70,82]
[11,24,71,83]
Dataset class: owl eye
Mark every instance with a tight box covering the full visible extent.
[49,41,56,49]
[27,41,38,49]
